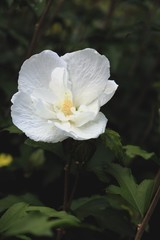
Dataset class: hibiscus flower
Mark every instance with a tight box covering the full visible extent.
[11,48,118,143]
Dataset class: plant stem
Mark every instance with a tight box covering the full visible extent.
[27,0,52,58]
[63,162,70,211]
[56,161,81,240]
[56,228,65,240]
[67,164,80,209]
[55,160,71,240]
[135,169,160,240]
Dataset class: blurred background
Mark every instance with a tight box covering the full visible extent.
[0,0,160,239]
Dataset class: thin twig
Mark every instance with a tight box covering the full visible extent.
[27,0,52,58]
[135,169,160,240]
[27,0,65,58]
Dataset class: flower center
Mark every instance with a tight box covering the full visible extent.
[61,97,73,116]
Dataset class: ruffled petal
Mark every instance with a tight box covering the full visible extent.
[61,48,110,106]
[55,112,107,140]
[99,80,118,106]
[71,100,100,127]
[18,50,66,94]
[11,92,67,143]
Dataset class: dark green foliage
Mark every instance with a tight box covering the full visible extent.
[0,202,80,238]
[106,163,154,221]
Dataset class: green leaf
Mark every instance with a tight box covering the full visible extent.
[101,129,125,160]
[106,164,154,219]
[71,195,109,220]
[0,202,28,233]
[25,139,64,160]
[136,179,155,214]
[71,195,134,237]
[2,125,23,134]
[0,203,80,238]
[16,236,31,240]
[0,193,43,212]
[3,212,54,237]
[124,145,155,160]
[91,208,134,237]
[86,142,113,182]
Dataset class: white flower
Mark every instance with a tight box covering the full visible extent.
[11,48,118,143]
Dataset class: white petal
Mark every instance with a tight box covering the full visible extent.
[18,50,66,94]
[72,112,96,127]
[54,121,71,133]
[61,48,110,106]
[55,112,107,140]
[99,80,118,106]
[69,112,107,140]
[31,88,57,104]
[11,92,67,143]
[32,98,56,119]
[56,112,68,122]
[11,92,19,103]
[71,100,100,127]
[49,67,70,101]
